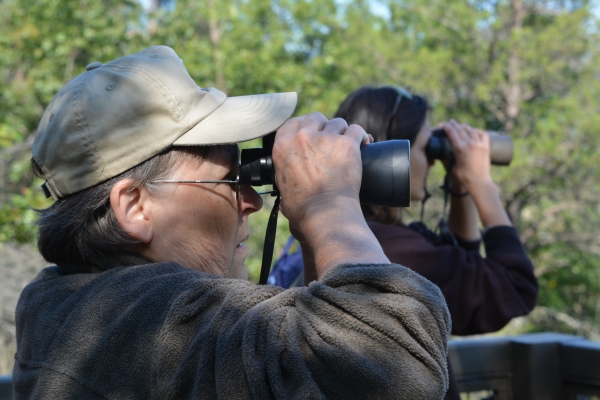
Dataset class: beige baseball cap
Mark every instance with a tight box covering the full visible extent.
[32,45,297,200]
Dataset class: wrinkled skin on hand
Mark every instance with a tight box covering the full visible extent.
[272,112,370,241]
[270,112,385,281]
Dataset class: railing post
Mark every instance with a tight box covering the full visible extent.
[0,375,12,400]
[448,337,513,399]
[511,333,583,399]
[561,340,600,397]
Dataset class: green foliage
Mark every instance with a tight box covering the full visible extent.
[0,186,47,243]
[1,0,599,334]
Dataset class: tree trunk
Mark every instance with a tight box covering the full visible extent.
[208,0,226,92]
[504,0,524,132]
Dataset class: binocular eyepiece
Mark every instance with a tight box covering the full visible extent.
[426,129,514,166]
[240,140,412,207]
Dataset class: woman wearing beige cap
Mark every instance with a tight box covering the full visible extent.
[13,46,450,399]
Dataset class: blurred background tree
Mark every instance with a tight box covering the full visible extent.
[1,0,599,373]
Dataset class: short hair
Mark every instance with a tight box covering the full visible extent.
[334,86,430,225]
[32,145,238,272]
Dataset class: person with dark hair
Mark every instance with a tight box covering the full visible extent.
[269,85,538,399]
[13,49,452,399]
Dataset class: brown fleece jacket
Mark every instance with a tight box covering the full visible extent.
[14,262,450,399]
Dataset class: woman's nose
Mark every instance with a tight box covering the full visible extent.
[238,185,263,215]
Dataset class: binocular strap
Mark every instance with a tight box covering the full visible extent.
[438,166,459,247]
[259,194,281,285]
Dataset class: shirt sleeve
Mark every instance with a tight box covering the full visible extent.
[156,263,451,400]
[373,223,538,336]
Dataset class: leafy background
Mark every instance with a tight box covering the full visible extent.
[1,0,600,374]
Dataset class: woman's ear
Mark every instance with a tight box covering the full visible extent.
[110,179,153,243]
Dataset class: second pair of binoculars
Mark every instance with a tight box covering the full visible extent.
[350,129,513,207]
[427,128,514,166]
[240,129,513,209]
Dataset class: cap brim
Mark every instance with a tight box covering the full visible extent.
[173,92,297,145]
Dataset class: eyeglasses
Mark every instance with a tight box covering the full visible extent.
[150,178,241,204]
[150,176,277,204]
[383,86,413,137]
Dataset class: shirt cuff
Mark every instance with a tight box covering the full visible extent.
[455,235,481,252]
[483,226,527,256]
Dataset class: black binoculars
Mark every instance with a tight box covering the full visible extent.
[240,137,411,207]
[426,129,513,166]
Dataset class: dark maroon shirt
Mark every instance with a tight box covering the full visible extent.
[368,221,538,336]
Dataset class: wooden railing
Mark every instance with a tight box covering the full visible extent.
[449,332,600,399]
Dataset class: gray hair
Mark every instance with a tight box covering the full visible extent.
[32,145,238,272]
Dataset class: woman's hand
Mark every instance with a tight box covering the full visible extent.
[440,120,492,191]
[440,120,512,229]
[273,113,370,232]
[272,113,387,281]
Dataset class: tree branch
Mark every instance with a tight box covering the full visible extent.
[530,306,600,341]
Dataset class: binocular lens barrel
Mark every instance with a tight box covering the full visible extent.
[239,148,275,186]
[359,140,411,207]
[239,139,411,207]
[426,129,513,166]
